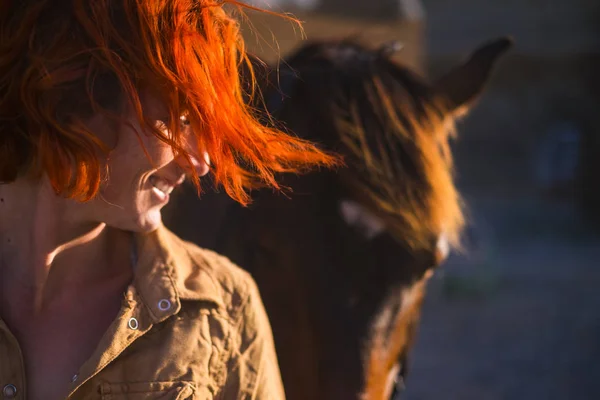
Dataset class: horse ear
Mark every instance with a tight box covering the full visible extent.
[434,37,513,116]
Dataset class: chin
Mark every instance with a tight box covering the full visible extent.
[126,207,164,233]
[141,209,164,232]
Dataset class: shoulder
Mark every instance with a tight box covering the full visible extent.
[158,226,258,321]
[145,227,284,397]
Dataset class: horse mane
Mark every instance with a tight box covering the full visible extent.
[260,40,464,251]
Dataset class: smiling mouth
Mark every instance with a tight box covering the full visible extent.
[149,175,175,195]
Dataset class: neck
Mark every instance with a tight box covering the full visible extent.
[0,177,133,318]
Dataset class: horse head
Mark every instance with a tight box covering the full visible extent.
[165,36,511,400]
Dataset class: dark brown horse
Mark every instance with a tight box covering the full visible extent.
[163,37,511,400]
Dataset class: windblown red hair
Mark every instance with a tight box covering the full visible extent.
[0,0,336,203]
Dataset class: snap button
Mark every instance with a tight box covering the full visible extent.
[128,317,139,330]
[3,384,17,398]
[157,299,171,311]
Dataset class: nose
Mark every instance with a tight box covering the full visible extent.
[176,151,210,177]
[191,152,210,177]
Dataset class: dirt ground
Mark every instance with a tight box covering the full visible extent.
[402,194,600,400]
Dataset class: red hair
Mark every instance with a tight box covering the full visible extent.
[0,0,336,203]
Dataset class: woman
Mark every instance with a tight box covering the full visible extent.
[0,1,333,399]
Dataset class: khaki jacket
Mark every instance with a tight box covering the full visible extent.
[0,226,285,399]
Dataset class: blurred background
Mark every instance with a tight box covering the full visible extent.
[238,1,600,398]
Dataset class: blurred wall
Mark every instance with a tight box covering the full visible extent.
[421,0,600,208]
[237,0,426,71]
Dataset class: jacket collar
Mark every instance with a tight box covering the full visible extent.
[132,225,224,324]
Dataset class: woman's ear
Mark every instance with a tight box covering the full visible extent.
[434,37,513,117]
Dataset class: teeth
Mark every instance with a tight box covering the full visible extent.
[149,176,174,195]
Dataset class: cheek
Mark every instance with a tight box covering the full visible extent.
[114,112,175,164]
[108,131,173,175]
[136,131,176,167]
[99,145,149,200]
[107,155,141,183]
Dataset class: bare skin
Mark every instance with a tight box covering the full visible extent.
[0,94,209,400]
[0,201,133,399]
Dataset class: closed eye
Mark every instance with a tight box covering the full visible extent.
[339,199,386,240]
